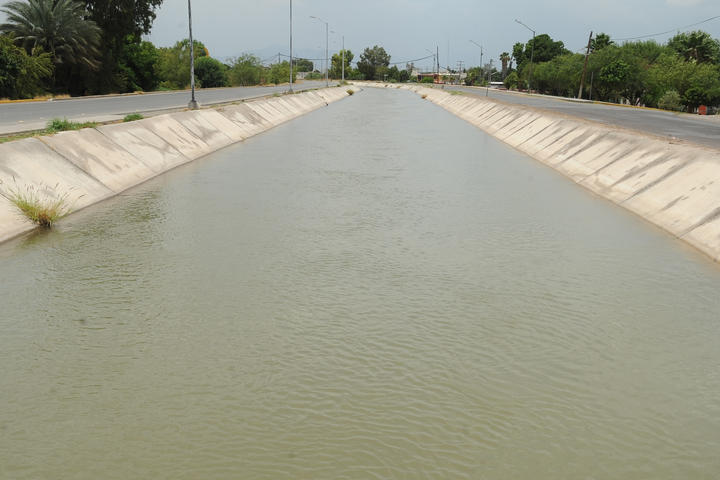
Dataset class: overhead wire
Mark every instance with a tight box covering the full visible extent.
[613,14,720,41]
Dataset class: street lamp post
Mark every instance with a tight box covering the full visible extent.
[310,16,330,87]
[289,0,293,92]
[342,35,345,82]
[187,0,198,109]
[469,40,483,75]
[514,19,535,93]
[425,48,437,77]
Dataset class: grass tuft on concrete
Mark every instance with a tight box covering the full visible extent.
[46,118,97,132]
[123,113,144,122]
[1,180,77,228]
[347,89,354,96]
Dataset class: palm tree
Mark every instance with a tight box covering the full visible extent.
[499,52,511,79]
[0,0,101,69]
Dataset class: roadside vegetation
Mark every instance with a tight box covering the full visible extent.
[123,113,144,122]
[0,118,97,144]
[1,0,715,113]
[479,30,720,113]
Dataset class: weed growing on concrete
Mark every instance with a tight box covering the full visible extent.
[123,113,144,122]
[421,94,428,99]
[0,180,78,228]
[46,118,97,132]
[0,118,98,144]
[346,89,354,96]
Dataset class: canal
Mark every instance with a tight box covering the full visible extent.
[1,88,719,479]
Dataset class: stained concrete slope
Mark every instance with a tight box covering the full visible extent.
[0,138,113,208]
[0,87,352,244]
[361,83,720,261]
[96,122,189,173]
[39,128,156,193]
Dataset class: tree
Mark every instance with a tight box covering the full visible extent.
[156,39,207,90]
[532,53,584,97]
[293,58,314,72]
[267,61,294,85]
[195,56,227,88]
[0,34,53,98]
[227,54,262,86]
[591,33,613,53]
[82,0,163,93]
[668,30,720,64]
[504,71,519,90]
[356,45,390,80]
[465,66,483,86]
[526,34,568,63]
[499,52,511,78]
[118,36,159,91]
[0,0,101,69]
[597,59,631,102]
[330,49,353,78]
[512,42,526,67]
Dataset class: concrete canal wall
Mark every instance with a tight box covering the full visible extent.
[366,83,720,261]
[0,87,353,244]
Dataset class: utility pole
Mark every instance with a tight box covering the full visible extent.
[289,0,293,92]
[456,61,464,85]
[578,31,593,99]
[486,59,493,96]
[310,16,330,86]
[469,40,483,79]
[515,19,536,93]
[342,36,345,82]
[436,46,439,75]
[187,0,198,109]
[325,22,329,86]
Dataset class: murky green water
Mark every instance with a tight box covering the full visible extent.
[1,89,719,479]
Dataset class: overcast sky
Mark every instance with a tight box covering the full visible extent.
[2,0,718,69]
[145,0,718,69]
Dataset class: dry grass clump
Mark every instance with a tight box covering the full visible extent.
[421,94,428,99]
[346,89,354,96]
[1,180,79,228]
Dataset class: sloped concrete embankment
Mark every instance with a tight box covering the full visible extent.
[372,83,720,261]
[0,87,352,243]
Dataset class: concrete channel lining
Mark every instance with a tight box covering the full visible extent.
[96,121,190,173]
[360,82,720,262]
[39,128,157,194]
[0,138,114,210]
[0,86,354,244]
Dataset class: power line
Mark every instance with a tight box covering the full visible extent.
[388,54,434,66]
[279,53,327,61]
[614,14,720,41]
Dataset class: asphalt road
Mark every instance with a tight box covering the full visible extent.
[446,85,720,150]
[0,81,328,135]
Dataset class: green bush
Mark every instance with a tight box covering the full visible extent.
[194,56,228,88]
[421,77,434,84]
[504,71,519,90]
[657,90,683,111]
[0,35,53,99]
